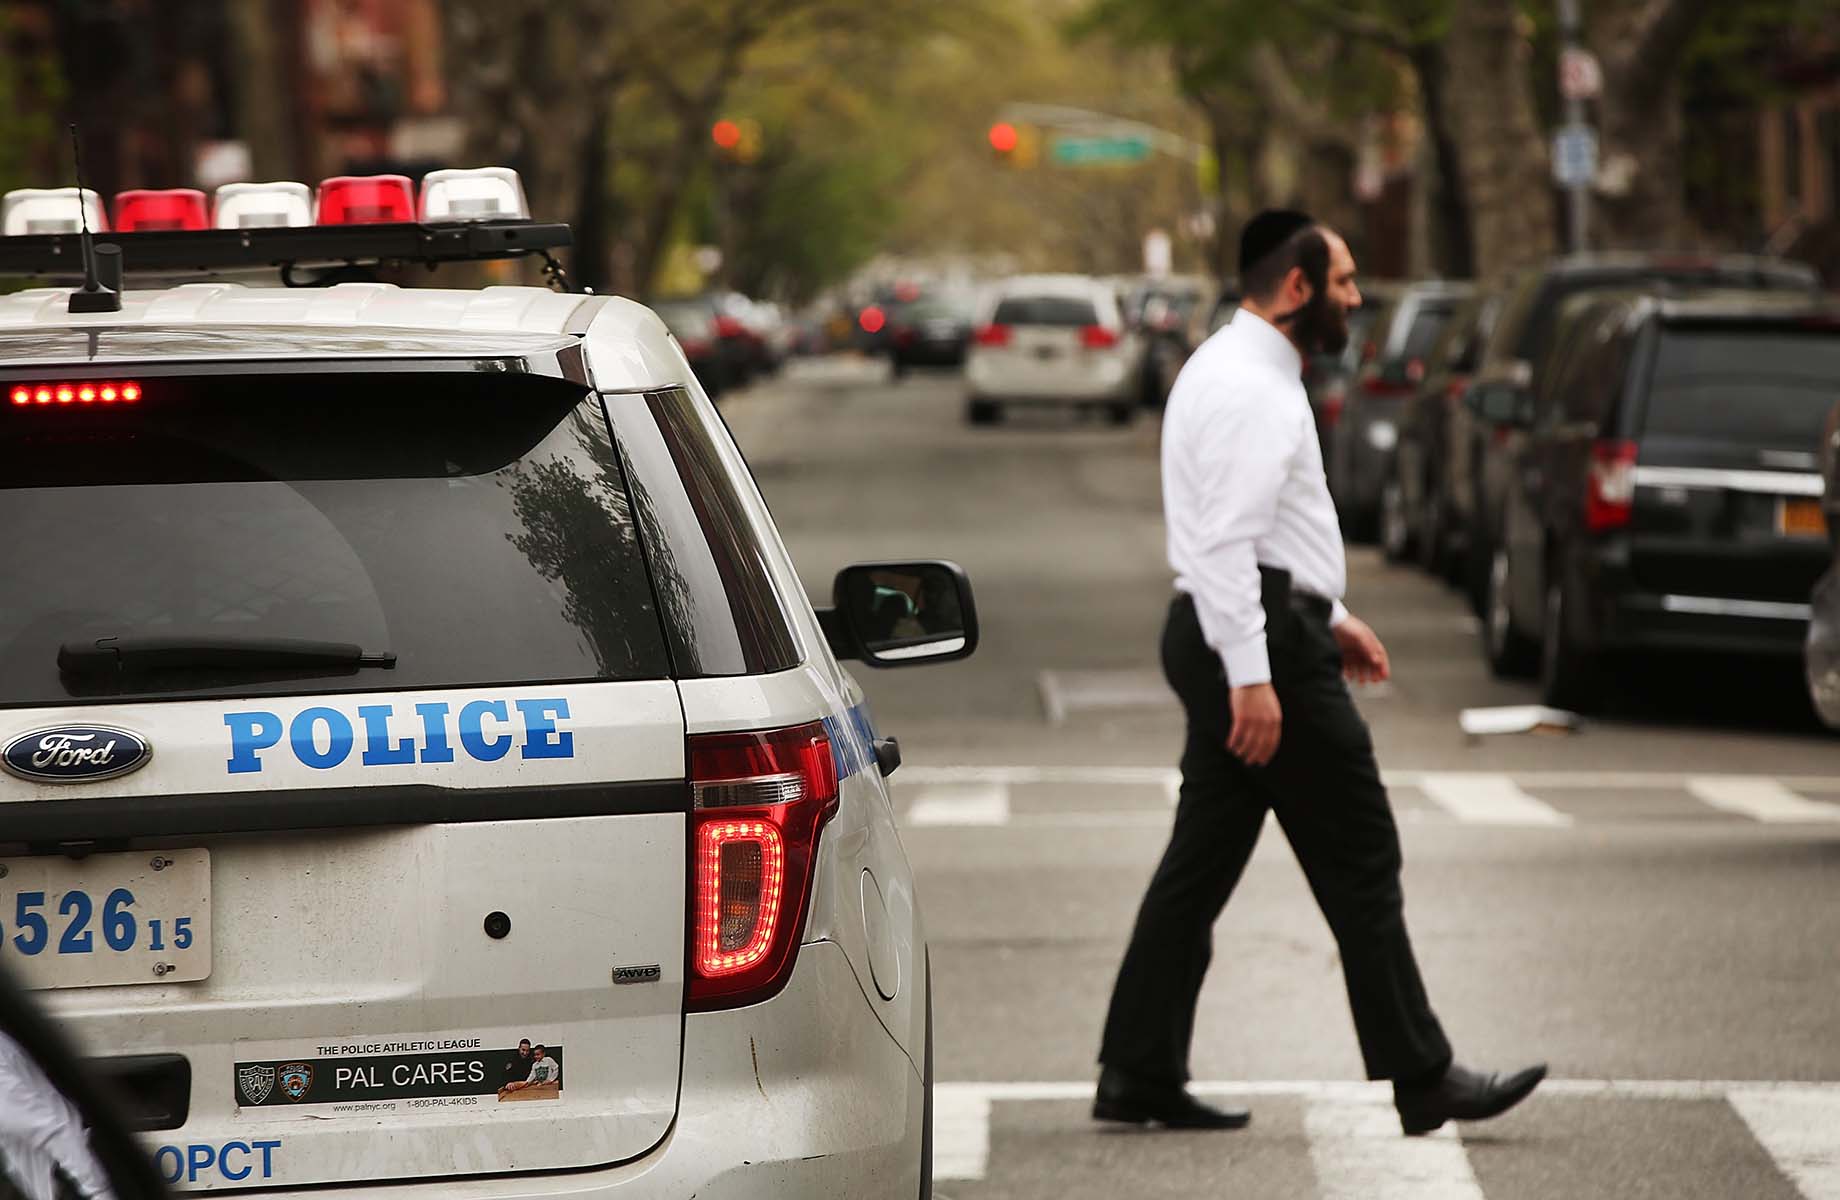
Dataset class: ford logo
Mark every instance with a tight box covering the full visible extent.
[1,725,152,783]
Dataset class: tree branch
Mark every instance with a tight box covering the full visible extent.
[1602,0,1716,105]
[1286,0,1413,56]
[1249,42,1359,152]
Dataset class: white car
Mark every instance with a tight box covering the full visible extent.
[965,274,1143,425]
[0,172,971,1198]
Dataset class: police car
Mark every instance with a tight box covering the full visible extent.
[0,169,974,1197]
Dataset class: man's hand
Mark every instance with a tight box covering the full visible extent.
[1228,683,1282,766]
[1332,615,1390,684]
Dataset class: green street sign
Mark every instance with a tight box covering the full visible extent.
[1048,134,1151,166]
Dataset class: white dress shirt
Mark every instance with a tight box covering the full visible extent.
[1162,309,1348,687]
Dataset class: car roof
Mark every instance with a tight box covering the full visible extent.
[994,274,1111,296]
[0,283,689,391]
[1532,252,1818,284]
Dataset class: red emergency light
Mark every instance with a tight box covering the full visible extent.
[10,381,140,406]
[316,175,416,226]
[114,189,209,232]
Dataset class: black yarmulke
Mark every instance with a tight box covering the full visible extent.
[1238,208,1315,275]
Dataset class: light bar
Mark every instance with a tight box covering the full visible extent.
[9,381,141,406]
[2,188,108,237]
[419,167,529,223]
[213,181,313,230]
[316,175,415,226]
[115,189,209,232]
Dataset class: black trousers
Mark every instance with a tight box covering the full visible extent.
[1097,576,1451,1084]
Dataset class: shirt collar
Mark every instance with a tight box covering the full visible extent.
[1229,308,1304,379]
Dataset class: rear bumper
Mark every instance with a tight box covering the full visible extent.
[232,940,923,1199]
[966,357,1134,404]
[1575,541,1821,658]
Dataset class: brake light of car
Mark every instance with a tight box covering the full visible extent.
[1081,325,1119,350]
[1,187,108,236]
[894,327,917,348]
[858,306,886,335]
[213,181,313,229]
[9,381,139,406]
[114,189,209,232]
[1322,380,1347,428]
[315,175,416,225]
[686,721,840,1010]
[419,166,530,222]
[714,313,749,339]
[1585,440,1640,531]
[975,323,1011,347]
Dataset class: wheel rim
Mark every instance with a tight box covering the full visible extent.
[1487,548,1512,656]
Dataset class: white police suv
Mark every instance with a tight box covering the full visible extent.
[0,169,972,1197]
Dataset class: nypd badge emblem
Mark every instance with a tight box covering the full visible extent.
[236,1064,275,1106]
[279,1062,314,1102]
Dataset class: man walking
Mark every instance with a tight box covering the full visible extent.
[1094,210,1545,1136]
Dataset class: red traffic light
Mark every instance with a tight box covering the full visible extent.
[988,122,1019,154]
[712,120,742,150]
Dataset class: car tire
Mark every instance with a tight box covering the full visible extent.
[1540,577,1601,712]
[1463,516,1492,615]
[1108,403,1135,426]
[1380,479,1414,563]
[966,398,1000,426]
[1483,545,1539,677]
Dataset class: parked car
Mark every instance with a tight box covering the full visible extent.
[1483,291,1838,711]
[1807,396,1840,728]
[652,297,735,399]
[1392,286,1506,578]
[1127,276,1209,407]
[1443,253,1822,615]
[888,297,973,375]
[1303,281,1399,457]
[1326,281,1471,545]
[1149,280,1244,404]
[965,275,1143,425]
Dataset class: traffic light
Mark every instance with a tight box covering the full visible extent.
[711,118,763,164]
[987,121,1037,168]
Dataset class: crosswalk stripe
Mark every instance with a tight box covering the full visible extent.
[1304,1096,1484,1199]
[1728,1086,1840,1199]
[1416,773,1574,827]
[1686,777,1840,824]
[905,783,1010,827]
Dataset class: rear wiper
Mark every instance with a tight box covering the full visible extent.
[58,636,396,677]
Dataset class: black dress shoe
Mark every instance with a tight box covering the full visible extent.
[1092,1068,1251,1130]
[1394,1060,1547,1136]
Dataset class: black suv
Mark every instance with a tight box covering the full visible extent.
[1443,254,1820,614]
[1483,292,1840,710]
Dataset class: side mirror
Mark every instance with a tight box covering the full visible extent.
[819,560,978,667]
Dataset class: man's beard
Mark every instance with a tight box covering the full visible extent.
[1289,288,1350,356]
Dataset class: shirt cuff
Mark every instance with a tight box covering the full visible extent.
[1329,600,1350,628]
[1219,634,1271,688]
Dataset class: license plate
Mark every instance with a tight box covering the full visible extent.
[0,849,210,989]
[1033,346,1061,361]
[1778,497,1827,538]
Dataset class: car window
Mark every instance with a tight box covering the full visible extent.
[0,373,672,707]
[608,388,800,677]
[1517,267,1813,370]
[993,296,1100,326]
[1398,300,1459,363]
[1639,327,1840,446]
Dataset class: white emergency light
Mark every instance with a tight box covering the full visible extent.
[2,188,109,237]
[213,181,314,230]
[418,167,530,223]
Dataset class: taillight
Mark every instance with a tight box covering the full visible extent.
[1585,439,1639,532]
[859,306,886,335]
[687,721,839,1010]
[894,326,917,348]
[1080,324,1119,350]
[975,323,1011,347]
[714,314,748,339]
[9,380,139,406]
[1322,382,1347,428]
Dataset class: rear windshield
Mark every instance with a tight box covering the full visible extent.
[0,372,671,706]
[1398,301,1458,362]
[1641,328,1840,445]
[1521,268,1811,366]
[993,296,1100,327]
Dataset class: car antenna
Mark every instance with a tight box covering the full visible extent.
[66,123,121,315]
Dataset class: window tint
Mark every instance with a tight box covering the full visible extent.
[1398,300,1458,363]
[1641,328,1840,445]
[0,374,671,706]
[992,296,1100,326]
[609,388,800,676]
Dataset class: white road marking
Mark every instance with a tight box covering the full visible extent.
[1687,777,1840,824]
[1037,669,1177,723]
[932,1080,1840,1186]
[1304,1096,1484,1200]
[933,1087,991,1181]
[904,783,1010,827]
[1416,773,1574,827]
[1728,1086,1840,1199]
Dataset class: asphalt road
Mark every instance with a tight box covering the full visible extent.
[725,357,1840,1200]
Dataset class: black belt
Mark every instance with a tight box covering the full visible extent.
[1257,564,1334,622]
